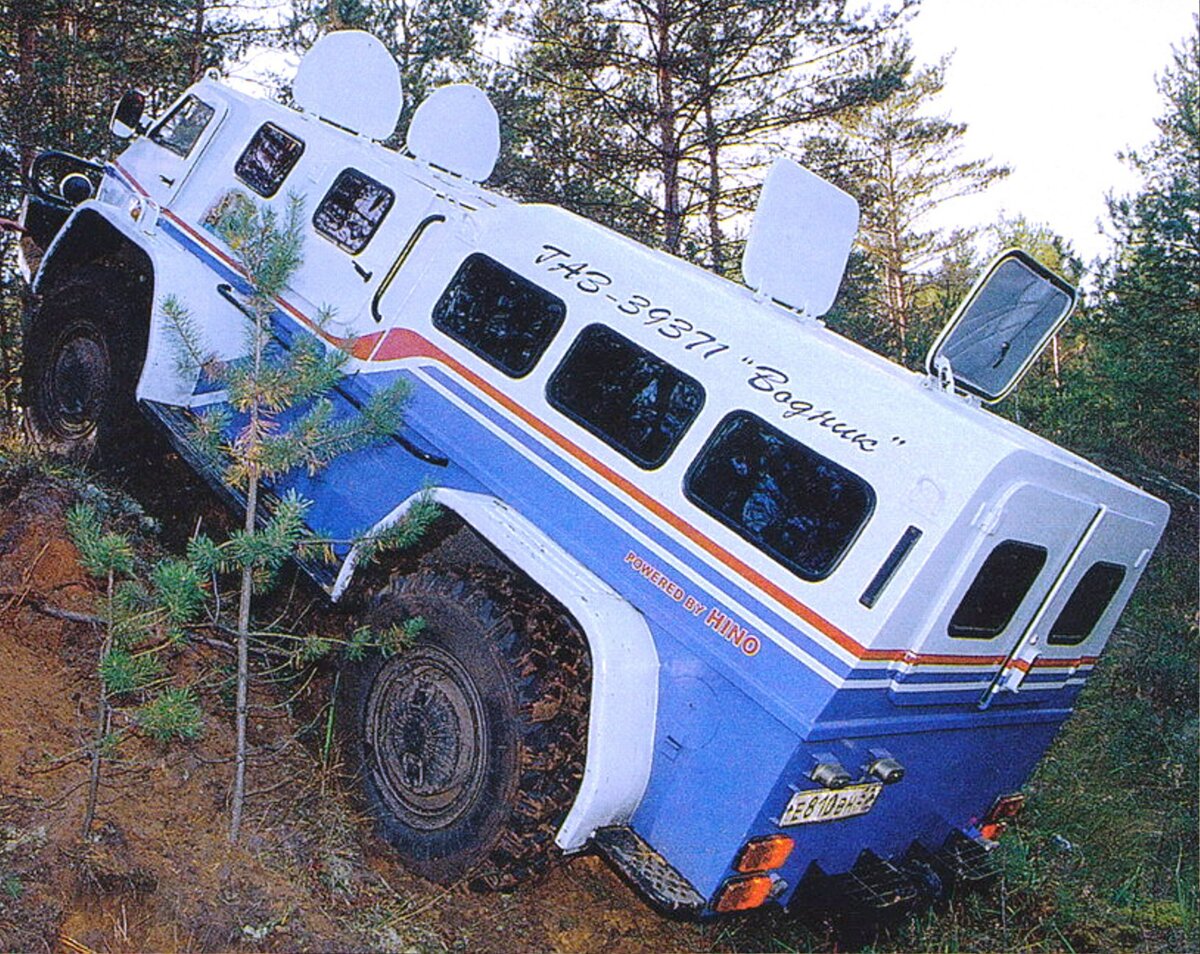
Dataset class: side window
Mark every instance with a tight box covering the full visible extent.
[150,95,216,158]
[948,540,1047,639]
[1048,562,1126,646]
[432,253,566,377]
[235,123,304,197]
[547,324,704,469]
[313,168,394,254]
[685,411,875,581]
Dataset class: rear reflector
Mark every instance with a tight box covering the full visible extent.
[735,834,794,873]
[713,874,773,913]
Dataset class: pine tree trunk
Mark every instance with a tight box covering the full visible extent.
[83,570,115,838]
[190,0,206,81]
[16,7,39,174]
[881,146,910,362]
[654,0,682,253]
[704,96,723,274]
[230,307,265,843]
[229,473,256,843]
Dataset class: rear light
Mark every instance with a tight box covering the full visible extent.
[736,834,794,873]
[985,793,1026,822]
[713,873,773,913]
[980,792,1025,840]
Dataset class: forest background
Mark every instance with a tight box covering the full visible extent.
[0,0,1195,950]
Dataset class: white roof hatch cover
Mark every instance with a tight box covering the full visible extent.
[742,158,860,318]
[406,84,501,183]
[293,30,402,140]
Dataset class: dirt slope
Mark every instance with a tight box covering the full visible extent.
[0,465,730,953]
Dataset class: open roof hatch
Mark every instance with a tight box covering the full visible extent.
[741,158,859,319]
[293,30,402,140]
[926,249,1077,403]
[406,84,500,183]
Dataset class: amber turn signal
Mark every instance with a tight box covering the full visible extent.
[735,834,794,873]
[713,873,774,913]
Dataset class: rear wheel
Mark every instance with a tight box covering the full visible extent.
[22,267,146,463]
[340,567,590,889]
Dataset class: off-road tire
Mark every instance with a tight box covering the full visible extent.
[22,265,147,464]
[340,566,591,890]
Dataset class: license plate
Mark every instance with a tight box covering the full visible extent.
[779,783,883,826]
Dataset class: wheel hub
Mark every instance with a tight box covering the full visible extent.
[366,646,487,831]
[44,325,110,438]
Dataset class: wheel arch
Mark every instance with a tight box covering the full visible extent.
[334,487,660,852]
[31,207,156,305]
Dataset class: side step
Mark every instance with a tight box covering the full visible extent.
[592,826,706,915]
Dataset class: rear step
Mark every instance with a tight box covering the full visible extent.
[592,826,705,915]
[794,830,1000,917]
[833,851,923,914]
[927,829,1001,888]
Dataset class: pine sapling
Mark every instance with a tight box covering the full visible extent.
[66,503,133,839]
[164,192,434,842]
[67,502,210,838]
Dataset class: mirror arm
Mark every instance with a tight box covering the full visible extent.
[934,355,955,394]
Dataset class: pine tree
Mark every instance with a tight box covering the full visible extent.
[826,45,1009,366]
[67,502,206,839]
[498,0,912,264]
[165,193,436,841]
[1087,25,1198,479]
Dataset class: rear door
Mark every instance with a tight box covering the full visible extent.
[890,482,1099,706]
[983,506,1161,702]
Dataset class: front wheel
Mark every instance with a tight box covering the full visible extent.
[22,268,145,463]
[340,567,591,889]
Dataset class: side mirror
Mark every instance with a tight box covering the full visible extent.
[926,249,1077,403]
[111,90,147,139]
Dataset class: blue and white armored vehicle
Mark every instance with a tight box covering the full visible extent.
[17,32,1168,917]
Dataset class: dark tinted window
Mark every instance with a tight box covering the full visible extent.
[150,95,215,158]
[949,540,1047,639]
[433,254,566,377]
[548,324,704,469]
[685,411,875,581]
[235,123,304,197]
[313,168,393,253]
[1048,562,1126,646]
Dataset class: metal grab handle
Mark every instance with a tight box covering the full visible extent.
[216,282,255,318]
[371,214,446,323]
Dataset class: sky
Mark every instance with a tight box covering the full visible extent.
[905,0,1195,264]
[227,0,1194,267]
